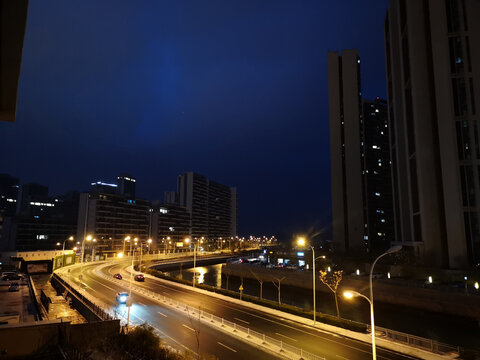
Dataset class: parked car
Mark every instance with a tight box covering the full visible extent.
[8,282,19,292]
[113,273,122,280]
[116,291,129,304]
[1,272,20,281]
[134,274,145,282]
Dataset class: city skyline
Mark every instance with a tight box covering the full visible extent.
[1,0,389,237]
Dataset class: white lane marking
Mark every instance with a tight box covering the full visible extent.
[157,311,168,318]
[275,332,298,342]
[182,324,195,332]
[102,262,408,360]
[336,355,349,360]
[138,302,147,307]
[217,341,237,353]
[234,317,249,325]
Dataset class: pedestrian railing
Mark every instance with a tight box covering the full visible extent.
[371,325,460,355]
[92,265,326,360]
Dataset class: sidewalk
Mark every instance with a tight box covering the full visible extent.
[31,275,86,324]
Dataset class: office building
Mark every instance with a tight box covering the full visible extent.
[117,173,136,199]
[176,172,237,240]
[76,192,150,253]
[151,202,190,250]
[385,0,480,268]
[328,50,394,256]
[0,174,20,248]
[1,186,79,251]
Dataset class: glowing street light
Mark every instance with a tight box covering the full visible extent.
[344,290,376,359]
[296,236,317,325]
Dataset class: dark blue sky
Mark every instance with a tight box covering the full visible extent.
[2,0,388,238]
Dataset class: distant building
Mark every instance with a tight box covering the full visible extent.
[18,183,50,215]
[151,202,190,250]
[0,174,19,216]
[385,0,480,268]
[177,172,237,240]
[164,191,178,205]
[0,174,20,249]
[327,50,394,256]
[1,184,79,251]
[117,174,136,199]
[76,192,150,253]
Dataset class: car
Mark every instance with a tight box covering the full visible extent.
[114,273,122,280]
[8,282,19,292]
[1,272,20,281]
[116,292,129,304]
[134,274,145,282]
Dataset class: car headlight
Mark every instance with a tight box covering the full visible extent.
[120,296,127,302]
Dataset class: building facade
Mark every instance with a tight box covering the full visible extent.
[76,192,150,254]
[385,0,480,268]
[176,172,237,240]
[151,202,190,250]
[328,49,366,254]
[328,50,395,256]
[361,98,394,254]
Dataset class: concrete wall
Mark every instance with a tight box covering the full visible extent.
[223,264,480,319]
[0,319,119,358]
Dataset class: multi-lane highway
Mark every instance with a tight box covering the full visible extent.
[67,259,420,360]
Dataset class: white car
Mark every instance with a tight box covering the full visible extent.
[116,292,129,304]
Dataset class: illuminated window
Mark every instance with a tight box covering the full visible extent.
[160,208,168,214]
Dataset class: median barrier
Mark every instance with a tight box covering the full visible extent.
[92,262,326,360]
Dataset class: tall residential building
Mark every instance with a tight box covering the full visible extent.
[362,98,394,254]
[151,202,190,247]
[385,0,480,268]
[0,174,19,248]
[328,50,394,256]
[328,49,364,254]
[177,172,237,240]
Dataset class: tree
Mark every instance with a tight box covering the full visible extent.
[250,270,264,300]
[271,276,286,305]
[318,270,343,318]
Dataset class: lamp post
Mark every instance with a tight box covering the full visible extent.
[91,238,97,262]
[139,239,152,271]
[79,235,92,279]
[343,245,402,360]
[127,240,135,330]
[123,236,130,256]
[344,290,376,359]
[58,236,74,268]
[297,236,317,326]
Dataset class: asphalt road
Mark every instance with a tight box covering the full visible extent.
[68,263,270,360]
[70,260,420,360]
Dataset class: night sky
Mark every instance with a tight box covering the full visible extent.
[2,0,388,239]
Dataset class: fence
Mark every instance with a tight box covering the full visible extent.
[51,273,113,322]
[93,266,326,360]
[372,325,460,355]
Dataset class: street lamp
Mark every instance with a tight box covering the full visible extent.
[296,236,317,326]
[123,236,131,256]
[344,290,376,359]
[60,236,74,267]
[348,245,402,360]
[79,234,93,278]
